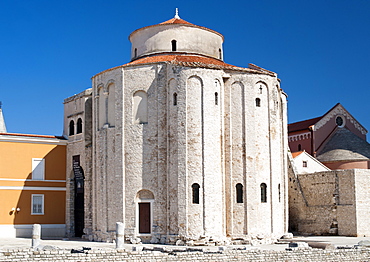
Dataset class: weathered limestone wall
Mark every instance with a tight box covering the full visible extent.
[2,248,370,262]
[83,61,288,244]
[64,90,93,238]
[91,68,124,241]
[289,168,370,236]
[354,169,370,236]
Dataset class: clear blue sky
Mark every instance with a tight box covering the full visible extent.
[1,0,370,136]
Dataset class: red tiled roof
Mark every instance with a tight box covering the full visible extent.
[288,116,322,133]
[291,151,304,158]
[129,17,224,40]
[160,18,193,25]
[125,54,235,68]
[0,132,65,140]
[93,54,277,78]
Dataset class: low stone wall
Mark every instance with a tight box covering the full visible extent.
[1,247,370,261]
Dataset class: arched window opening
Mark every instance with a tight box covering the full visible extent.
[255,98,261,107]
[173,92,177,106]
[278,184,281,202]
[260,183,267,203]
[134,48,137,58]
[192,183,200,204]
[76,118,83,134]
[133,91,148,124]
[171,40,177,51]
[236,183,243,203]
[215,92,218,105]
[259,85,263,94]
[219,48,222,59]
[107,83,116,126]
[298,144,302,151]
[69,120,75,136]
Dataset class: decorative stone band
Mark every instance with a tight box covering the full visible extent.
[315,105,367,135]
[288,132,311,142]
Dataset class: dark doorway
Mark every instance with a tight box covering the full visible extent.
[74,184,84,237]
[73,155,85,237]
[139,203,151,234]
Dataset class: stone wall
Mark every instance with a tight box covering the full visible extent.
[71,60,289,244]
[1,247,370,261]
[288,167,370,236]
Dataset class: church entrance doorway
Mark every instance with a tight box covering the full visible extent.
[138,202,151,234]
[136,189,154,235]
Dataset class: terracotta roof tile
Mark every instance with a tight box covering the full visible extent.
[129,17,224,40]
[160,18,193,25]
[126,54,234,67]
[291,151,304,158]
[93,54,277,78]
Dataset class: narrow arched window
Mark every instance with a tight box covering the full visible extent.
[76,118,83,134]
[134,48,137,58]
[173,93,177,106]
[278,184,281,202]
[260,183,267,203]
[236,183,243,203]
[133,91,148,124]
[171,40,177,51]
[298,144,302,151]
[256,98,261,107]
[69,120,75,136]
[219,48,222,59]
[192,183,200,204]
[215,92,218,105]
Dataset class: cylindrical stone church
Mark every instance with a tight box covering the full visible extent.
[64,11,289,245]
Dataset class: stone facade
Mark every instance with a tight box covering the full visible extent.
[64,13,288,244]
[288,165,370,236]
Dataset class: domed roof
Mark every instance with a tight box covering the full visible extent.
[129,9,223,40]
[317,127,370,162]
[129,10,224,61]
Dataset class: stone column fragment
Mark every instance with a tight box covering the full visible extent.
[116,222,124,249]
[32,224,41,248]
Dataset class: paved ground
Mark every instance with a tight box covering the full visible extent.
[0,236,370,251]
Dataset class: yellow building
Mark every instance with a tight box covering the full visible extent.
[0,132,67,237]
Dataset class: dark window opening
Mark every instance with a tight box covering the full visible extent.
[173,93,177,106]
[219,48,222,59]
[192,183,200,204]
[215,92,218,105]
[278,184,281,202]
[260,183,267,203]
[69,120,75,136]
[303,161,307,167]
[298,144,302,151]
[171,40,177,51]
[76,118,83,134]
[134,48,137,58]
[256,98,261,107]
[236,183,243,203]
[336,116,344,127]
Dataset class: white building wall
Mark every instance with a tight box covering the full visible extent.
[130,25,223,60]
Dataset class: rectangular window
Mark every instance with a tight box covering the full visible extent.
[31,194,44,215]
[32,158,45,180]
[303,161,307,167]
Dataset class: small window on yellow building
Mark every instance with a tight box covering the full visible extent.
[32,158,45,180]
[31,194,44,215]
